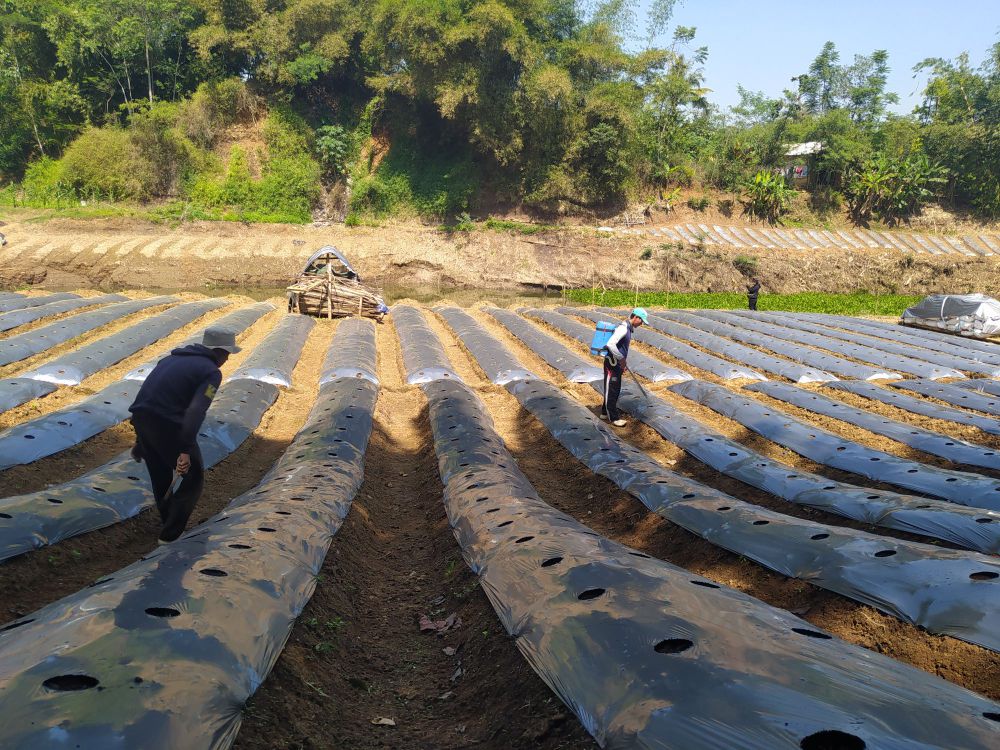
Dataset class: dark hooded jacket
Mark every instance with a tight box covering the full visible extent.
[129,344,223,450]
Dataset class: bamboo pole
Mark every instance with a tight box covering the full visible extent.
[326,263,333,320]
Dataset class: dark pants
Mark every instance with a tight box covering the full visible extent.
[602,358,624,421]
[131,411,204,542]
[748,295,758,311]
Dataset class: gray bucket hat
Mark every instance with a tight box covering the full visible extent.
[202,327,241,353]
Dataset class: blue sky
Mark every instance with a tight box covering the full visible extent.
[634,0,1000,114]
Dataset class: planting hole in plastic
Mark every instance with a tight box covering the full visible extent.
[42,675,100,692]
[145,607,180,618]
[654,638,693,654]
[799,730,866,750]
[792,628,832,640]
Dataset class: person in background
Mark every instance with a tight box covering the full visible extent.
[128,328,240,544]
[601,308,648,427]
[746,278,761,310]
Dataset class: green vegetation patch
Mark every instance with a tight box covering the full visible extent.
[483,218,558,235]
[2,2,997,224]
[187,108,321,224]
[347,133,477,222]
[566,289,922,316]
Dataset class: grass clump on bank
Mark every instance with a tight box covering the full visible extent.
[566,289,922,316]
[484,218,559,234]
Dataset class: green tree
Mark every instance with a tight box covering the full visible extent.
[793,41,897,123]
[844,49,898,123]
[0,10,88,171]
[916,42,1000,216]
[643,26,711,182]
[798,41,842,115]
[730,85,784,126]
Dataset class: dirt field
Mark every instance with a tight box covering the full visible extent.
[0,292,999,747]
[3,216,1000,296]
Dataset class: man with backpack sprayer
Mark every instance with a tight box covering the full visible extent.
[594,308,648,426]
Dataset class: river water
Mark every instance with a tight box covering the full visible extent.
[131,284,582,308]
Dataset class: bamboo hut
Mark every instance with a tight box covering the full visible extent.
[287,246,388,321]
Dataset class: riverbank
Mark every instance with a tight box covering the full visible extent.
[2,215,1000,296]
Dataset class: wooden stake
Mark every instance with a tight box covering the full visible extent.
[326,263,333,320]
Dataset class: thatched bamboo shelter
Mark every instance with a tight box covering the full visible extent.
[287,246,388,321]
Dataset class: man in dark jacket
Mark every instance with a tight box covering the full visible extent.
[129,328,240,543]
[746,278,761,310]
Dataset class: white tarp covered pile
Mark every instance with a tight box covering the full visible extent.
[902,294,1000,338]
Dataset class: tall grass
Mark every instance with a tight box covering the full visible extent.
[565,289,922,316]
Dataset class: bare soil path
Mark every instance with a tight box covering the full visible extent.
[235,320,594,749]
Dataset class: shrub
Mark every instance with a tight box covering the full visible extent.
[572,121,632,203]
[60,128,155,201]
[741,170,796,224]
[255,156,321,221]
[922,122,1000,219]
[350,173,411,216]
[348,131,476,220]
[800,110,872,189]
[808,186,843,216]
[845,153,946,224]
[315,125,350,176]
[687,195,710,211]
[20,157,73,206]
[180,78,261,148]
[703,123,784,191]
[187,111,321,223]
[129,103,206,196]
[732,255,759,277]
[639,247,654,260]
[220,146,254,204]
